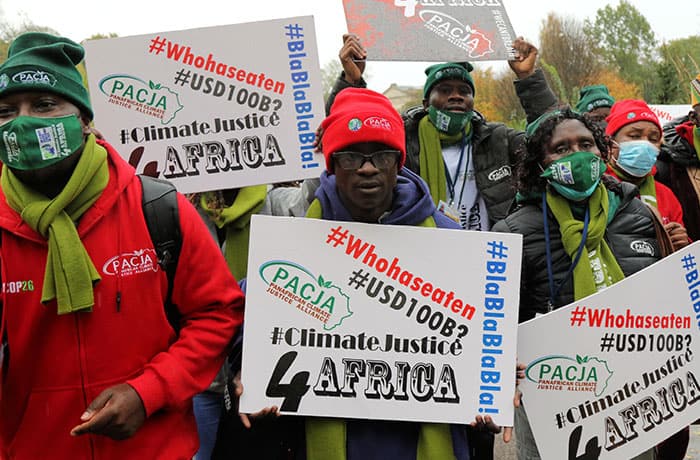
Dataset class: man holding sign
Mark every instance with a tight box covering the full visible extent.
[327,35,557,232]
[301,87,476,459]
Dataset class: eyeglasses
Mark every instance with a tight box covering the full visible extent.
[332,150,401,171]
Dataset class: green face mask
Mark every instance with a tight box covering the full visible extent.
[428,106,473,135]
[540,151,605,201]
[0,114,84,170]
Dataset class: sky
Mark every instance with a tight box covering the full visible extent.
[1,0,698,92]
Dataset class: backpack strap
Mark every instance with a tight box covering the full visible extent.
[139,175,182,332]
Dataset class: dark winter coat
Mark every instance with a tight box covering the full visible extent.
[492,180,661,322]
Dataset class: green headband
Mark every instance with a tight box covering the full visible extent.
[525,109,564,139]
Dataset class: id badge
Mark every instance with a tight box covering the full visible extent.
[437,200,460,223]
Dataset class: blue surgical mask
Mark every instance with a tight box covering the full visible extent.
[615,140,659,177]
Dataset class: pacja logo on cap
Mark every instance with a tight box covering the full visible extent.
[364,116,392,131]
[12,69,57,87]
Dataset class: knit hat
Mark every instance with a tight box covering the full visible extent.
[605,99,662,137]
[0,32,93,119]
[321,88,405,172]
[423,62,475,99]
[575,85,615,113]
[691,74,700,108]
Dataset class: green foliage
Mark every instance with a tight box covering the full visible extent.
[320,60,342,104]
[586,0,657,99]
[652,37,700,104]
[539,13,601,105]
[539,59,567,102]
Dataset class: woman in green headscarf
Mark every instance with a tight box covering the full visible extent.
[492,108,661,460]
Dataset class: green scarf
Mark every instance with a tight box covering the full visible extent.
[546,183,625,300]
[693,126,700,162]
[305,418,455,460]
[305,201,453,460]
[200,185,267,280]
[1,134,108,314]
[610,164,658,208]
[418,116,472,205]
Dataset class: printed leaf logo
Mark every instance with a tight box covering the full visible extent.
[260,261,353,331]
[98,74,183,123]
[419,10,494,58]
[525,355,613,396]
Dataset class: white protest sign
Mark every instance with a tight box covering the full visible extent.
[649,105,690,125]
[83,17,325,194]
[343,0,517,62]
[240,215,522,425]
[517,242,700,459]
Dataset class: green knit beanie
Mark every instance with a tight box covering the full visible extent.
[574,85,614,114]
[423,62,475,99]
[0,32,93,119]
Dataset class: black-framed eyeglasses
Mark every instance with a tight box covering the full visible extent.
[332,150,401,171]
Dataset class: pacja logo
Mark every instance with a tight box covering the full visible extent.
[103,249,160,277]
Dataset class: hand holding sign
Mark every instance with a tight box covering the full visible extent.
[508,37,538,80]
[339,34,366,85]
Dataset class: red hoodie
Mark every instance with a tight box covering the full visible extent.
[0,140,243,459]
[606,166,685,225]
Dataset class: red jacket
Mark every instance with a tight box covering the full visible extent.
[606,167,685,225]
[0,140,243,459]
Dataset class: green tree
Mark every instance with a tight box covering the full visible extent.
[653,36,700,103]
[539,13,601,104]
[586,0,656,99]
[320,59,342,104]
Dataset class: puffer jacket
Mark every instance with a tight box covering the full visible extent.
[492,180,661,322]
[402,68,556,225]
[656,116,700,240]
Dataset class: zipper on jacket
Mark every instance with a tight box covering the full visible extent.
[74,314,96,458]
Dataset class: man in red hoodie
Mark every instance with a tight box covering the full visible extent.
[0,32,243,459]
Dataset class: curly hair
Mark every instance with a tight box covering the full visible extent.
[515,107,610,194]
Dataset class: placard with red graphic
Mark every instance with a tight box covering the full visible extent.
[343,0,516,62]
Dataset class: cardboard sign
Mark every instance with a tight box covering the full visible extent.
[343,0,517,62]
[240,215,522,425]
[84,17,325,193]
[518,242,700,459]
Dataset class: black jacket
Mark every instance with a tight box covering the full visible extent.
[492,180,661,322]
[656,116,700,241]
[326,69,558,225]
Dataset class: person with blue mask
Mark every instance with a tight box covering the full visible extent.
[605,99,690,253]
[492,107,661,460]
[605,100,692,459]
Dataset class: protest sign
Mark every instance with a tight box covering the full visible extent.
[649,105,690,125]
[342,0,516,62]
[517,242,700,459]
[239,215,522,425]
[83,17,325,194]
